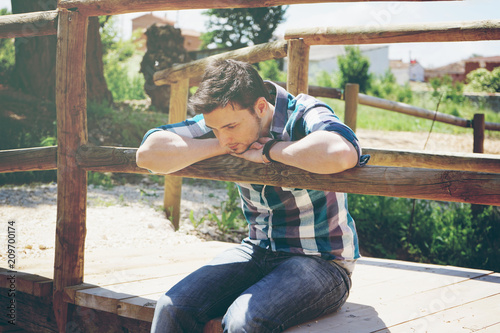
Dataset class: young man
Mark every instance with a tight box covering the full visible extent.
[137,59,369,333]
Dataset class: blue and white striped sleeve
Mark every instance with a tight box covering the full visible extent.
[140,114,214,146]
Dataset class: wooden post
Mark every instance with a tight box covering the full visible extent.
[344,83,359,133]
[472,113,486,215]
[164,78,189,230]
[473,113,485,154]
[54,9,88,333]
[286,39,309,95]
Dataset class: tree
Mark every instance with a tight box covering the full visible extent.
[201,7,288,49]
[140,24,189,113]
[466,67,500,93]
[10,0,112,104]
[337,46,372,93]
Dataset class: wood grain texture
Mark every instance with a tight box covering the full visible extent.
[0,10,58,39]
[285,19,500,45]
[57,0,457,17]
[154,40,287,85]
[54,9,88,333]
[76,146,500,206]
[286,39,309,95]
[0,146,57,173]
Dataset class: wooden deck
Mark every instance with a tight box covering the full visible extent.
[1,241,499,332]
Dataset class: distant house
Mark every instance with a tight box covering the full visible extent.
[284,44,389,80]
[464,55,500,76]
[423,56,500,83]
[131,13,202,52]
[390,59,425,85]
[424,61,465,83]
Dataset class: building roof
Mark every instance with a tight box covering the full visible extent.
[132,13,176,27]
[465,55,500,63]
[425,61,465,75]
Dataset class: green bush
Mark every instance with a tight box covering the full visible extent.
[369,70,413,104]
[349,194,500,272]
[466,67,500,93]
[257,59,286,82]
[337,46,372,93]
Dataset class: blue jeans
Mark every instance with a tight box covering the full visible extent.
[151,241,351,333]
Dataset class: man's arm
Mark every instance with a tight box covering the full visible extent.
[136,130,228,174]
[235,131,358,174]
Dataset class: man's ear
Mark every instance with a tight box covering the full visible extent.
[254,97,268,118]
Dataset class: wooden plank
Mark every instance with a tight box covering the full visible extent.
[285,19,500,45]
[75,145,500,175]
[0,10,58,39]
[358,93,471,128]
[154,40,288,86]
[0,146,57,173]
[77,147,500,206]
[54,8,89,333]
[57,0,458,17]
[362,148,500,174]
[164,78,190,229]
[0,269,52,297]
[73,273,189,313]
[376,293,500,333]
[286,39,309,96]
[117,293,159,322]
[287,273,500,332]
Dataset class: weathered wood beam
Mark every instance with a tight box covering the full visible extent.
[285,19,500,45]
[358,93,470,128]
[362,148,500,174]
[2,144,498,176]
[0,146,57,172]
[76,146,500,206]
[287,39,310,95]
[164,78,190,230]
[57,0,459,17]
[54,9,88,333]
[154,40,287,86]
[0,10,58,39]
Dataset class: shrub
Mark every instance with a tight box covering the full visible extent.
[466,67,500,93]
[349,194,500,272]
[337,46,372,93]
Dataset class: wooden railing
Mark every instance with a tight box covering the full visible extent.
[2,1,500,332]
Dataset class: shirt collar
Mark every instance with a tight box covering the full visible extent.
[264,81,291,139]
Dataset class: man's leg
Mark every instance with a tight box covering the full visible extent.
[151,242,266,333]
[222,255,351,333]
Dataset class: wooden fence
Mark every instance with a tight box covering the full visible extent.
[1,1,499,331]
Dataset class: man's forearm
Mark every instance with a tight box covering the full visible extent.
[136,131,226,174]
[268,131,358,174]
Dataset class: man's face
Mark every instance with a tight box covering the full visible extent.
[204,103,262,154]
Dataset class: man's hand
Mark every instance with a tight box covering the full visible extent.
[232,131,358,174]
[231,137,273,164]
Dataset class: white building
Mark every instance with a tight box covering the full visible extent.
[284,44,389,81]
[390,59,425,85]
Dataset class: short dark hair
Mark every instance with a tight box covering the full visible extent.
[189,59,270,114]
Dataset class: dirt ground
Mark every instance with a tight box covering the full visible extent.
[0,129,498,275]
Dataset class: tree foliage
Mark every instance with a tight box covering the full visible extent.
[0,8,15,77]
[201,7,288,49]
[140,24,189,112]
[466,67,500,93]
[337,46,372,93]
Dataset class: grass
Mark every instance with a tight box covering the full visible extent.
[322,95,500,138]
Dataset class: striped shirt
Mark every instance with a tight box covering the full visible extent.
[141,81,369,272]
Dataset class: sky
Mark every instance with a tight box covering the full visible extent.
[2,0,499,68]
